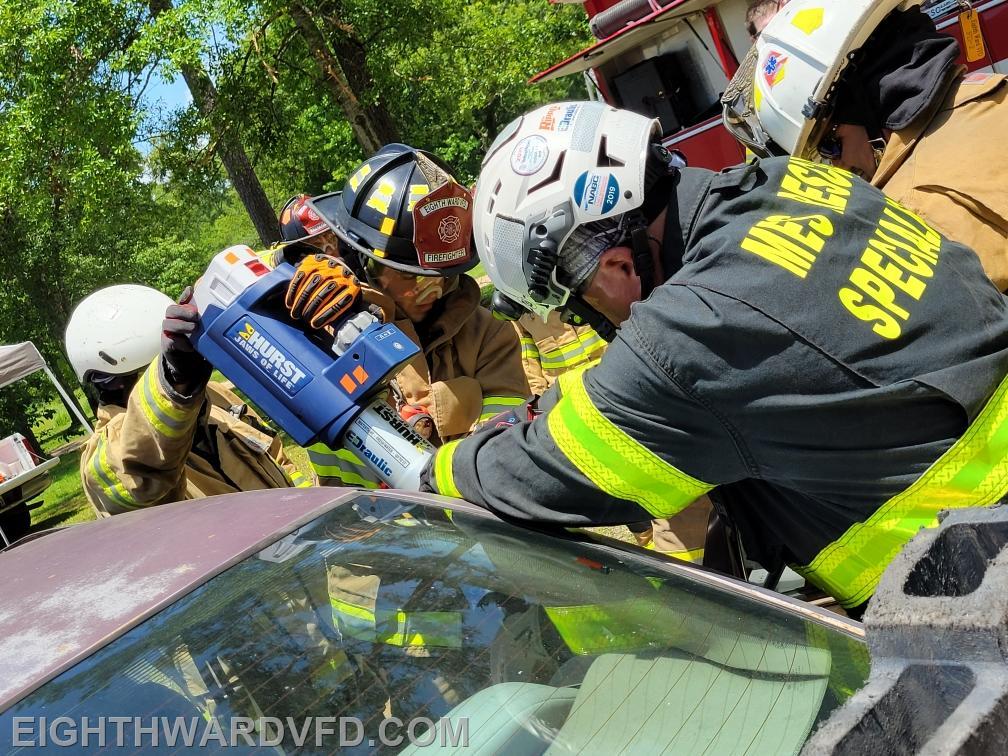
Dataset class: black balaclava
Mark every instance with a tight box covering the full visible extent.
[832,7,961,133]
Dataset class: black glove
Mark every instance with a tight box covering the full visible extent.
[161,286,212,396]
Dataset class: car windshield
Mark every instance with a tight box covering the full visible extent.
[2,494,868,754]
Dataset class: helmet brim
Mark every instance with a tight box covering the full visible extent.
[309,192,479,277]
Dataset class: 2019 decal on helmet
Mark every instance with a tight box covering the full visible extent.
[573,171,620,216]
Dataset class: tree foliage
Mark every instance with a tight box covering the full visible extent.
[0,0,591,430]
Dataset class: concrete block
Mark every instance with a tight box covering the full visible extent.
[803,505,1008,755]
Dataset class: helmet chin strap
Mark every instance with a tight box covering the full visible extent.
[624,208,657,302]
[561,296,618,343]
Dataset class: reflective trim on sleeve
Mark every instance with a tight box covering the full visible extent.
[139,361,191,439]
[539,330,607,371]
[800,372,1008,608]
[288,469,312,488]
[330,597,461,648]
[376,610,462,649]
[307,443,380,489]
[330,597,377,640]
[546,369,713,518]
[88,437,137,509]
[520,336,540,361]
[432,440,463,499]
[647,543,705,563]
[478,395,526,423]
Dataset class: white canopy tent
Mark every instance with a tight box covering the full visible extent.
[0,342,93,434]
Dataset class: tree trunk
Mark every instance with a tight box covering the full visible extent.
[288,2,399,154]
[149,0,279,246]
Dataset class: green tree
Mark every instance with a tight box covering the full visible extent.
[0,0,161,428]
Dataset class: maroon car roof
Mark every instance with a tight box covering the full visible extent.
[0,487,353,710]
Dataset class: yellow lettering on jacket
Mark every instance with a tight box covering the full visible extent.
[868,233,936,277]
[777,158,852,214]
[838,288,903,340]
[740,213,834,279]
[861,248,927,299]
[838,197,942,340]
[878,201,941,263]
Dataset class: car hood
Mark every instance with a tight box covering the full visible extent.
[0,487,354,710]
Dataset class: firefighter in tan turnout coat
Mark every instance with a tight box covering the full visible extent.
[66,284,313,517]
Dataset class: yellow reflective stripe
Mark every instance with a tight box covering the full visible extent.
[539,331,607,370]
[331,598,461,648]
[482,396,526,407]
[545,602,660,655]
[478,395,526,422]
[307,443,380,488]
[289,470,312,488]
[433,440,463,498]
[138,362,190,439]
[547,368,713,518]
[330,597,377,640]
[520,336,540,360]
[308,444,367,468]
[646,543,704,563]
[801,372,1008,608]
[90,437,136,509]
[257,248,282,268]
[376,610,462,648]
[556,367,582,396]
[331,597,375,623]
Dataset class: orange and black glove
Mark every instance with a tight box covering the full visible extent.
[285,254,361,329]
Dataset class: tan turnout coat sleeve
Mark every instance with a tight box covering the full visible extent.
[80,359,312,516]
[874,71,1008,290]
[513,312,608,396]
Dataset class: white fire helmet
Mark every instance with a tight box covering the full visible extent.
[65,285,173,381]
[722,0,910,158]
[474,101,658,319]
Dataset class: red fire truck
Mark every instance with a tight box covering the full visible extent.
[535,0,1008,169]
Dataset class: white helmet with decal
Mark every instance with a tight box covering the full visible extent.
[722,0,910,157]
[474,101,659,320]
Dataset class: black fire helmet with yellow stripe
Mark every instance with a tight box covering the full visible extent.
[308,144,478,278]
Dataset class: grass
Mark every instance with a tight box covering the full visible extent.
[33,387,92,450]
[28,454,96,531]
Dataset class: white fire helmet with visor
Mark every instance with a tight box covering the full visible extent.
[721,0,910,158]
[474,101,663,337]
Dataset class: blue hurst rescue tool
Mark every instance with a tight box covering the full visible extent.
[191,245,435,488]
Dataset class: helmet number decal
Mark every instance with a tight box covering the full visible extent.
[412,181,474,269]
[573,171,620,216]
[510,135,550,176]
